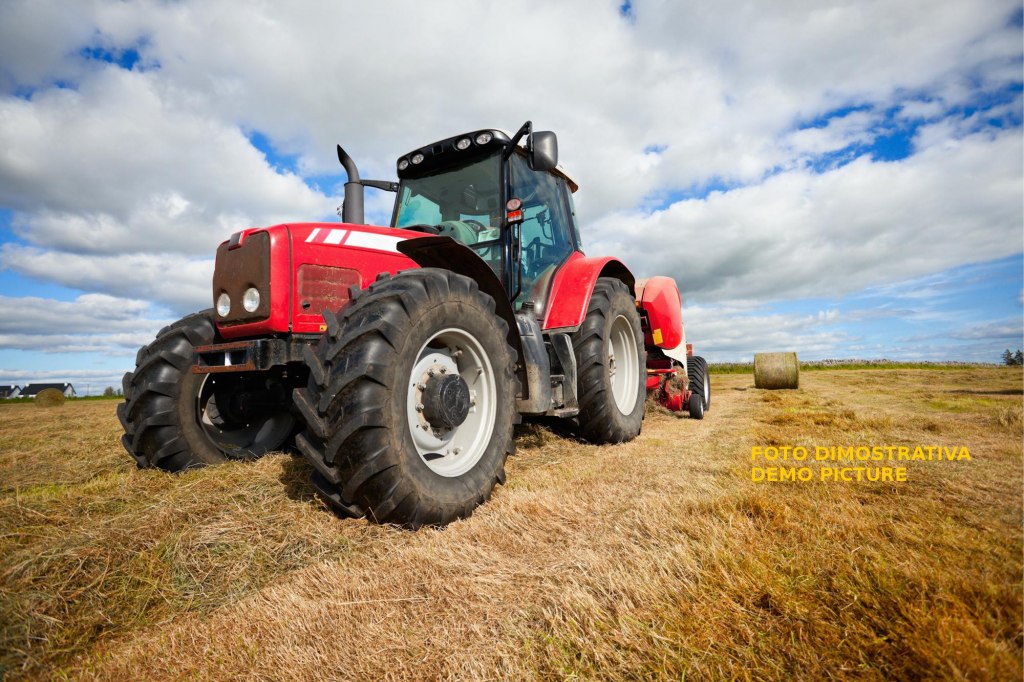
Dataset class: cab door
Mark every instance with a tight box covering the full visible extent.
[508,154,577,311]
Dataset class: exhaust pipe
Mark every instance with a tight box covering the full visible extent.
[337,145,364,225]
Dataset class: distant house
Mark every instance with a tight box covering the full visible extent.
[0,385,20,399]
[20,383,76,399]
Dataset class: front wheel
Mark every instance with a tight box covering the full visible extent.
[293,269,517,528]
[118,311,299,471]
[571,278,647,443]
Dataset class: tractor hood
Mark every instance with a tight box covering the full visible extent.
[214,222,426,339]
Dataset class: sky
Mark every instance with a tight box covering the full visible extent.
[0,0,1021,393]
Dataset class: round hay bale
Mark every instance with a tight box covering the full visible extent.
[34,388,66,407]
[754,352,799,389]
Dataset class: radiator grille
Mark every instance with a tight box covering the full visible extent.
[297,264,361,316]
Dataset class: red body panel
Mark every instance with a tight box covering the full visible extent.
[636,276,684,350]
[217,223,423,339]
[541,253,633,331]
[216,227,293,339]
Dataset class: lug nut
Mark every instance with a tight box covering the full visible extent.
[415,403,424,412]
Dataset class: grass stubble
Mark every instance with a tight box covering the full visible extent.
[0,368,1020,680]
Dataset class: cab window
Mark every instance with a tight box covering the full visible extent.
[393,152,503,274]
[509,154,574,309]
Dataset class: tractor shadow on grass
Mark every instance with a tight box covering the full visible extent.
[278,453,319,503]
[516,415,580,444]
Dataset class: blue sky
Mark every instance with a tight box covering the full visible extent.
[0,0,1021,391]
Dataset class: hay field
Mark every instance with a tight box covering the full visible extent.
[1,368,1021,680]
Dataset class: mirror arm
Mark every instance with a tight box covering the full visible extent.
[361,179,399,192]
[504,120,532,159]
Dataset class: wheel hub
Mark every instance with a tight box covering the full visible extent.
[421,373,471,429]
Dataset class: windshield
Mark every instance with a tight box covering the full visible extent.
[393,152,501,234]
[393,151,504,274]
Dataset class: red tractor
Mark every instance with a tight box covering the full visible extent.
[118,122,709,528]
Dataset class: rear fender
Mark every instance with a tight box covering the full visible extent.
[396,236,527,397]
[635,276,688,367]
[541,253,635,331]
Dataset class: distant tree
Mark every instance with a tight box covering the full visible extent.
[1003,349,1014,365]
[103,386,115,397]
[1015,350,1024,366]
[116,388,123,397]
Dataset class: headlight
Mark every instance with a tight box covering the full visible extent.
[242,287,261,313]
[411,153,424,165]
[455,137,471,150]
[397,158,409,171]
[475,132,493,145]
[216,292,231,317]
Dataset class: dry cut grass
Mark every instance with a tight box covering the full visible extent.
[1,367,1021,680]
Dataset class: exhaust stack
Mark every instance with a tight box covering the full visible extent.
[337,145,364,225]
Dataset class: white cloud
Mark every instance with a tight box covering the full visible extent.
[0,67,334,257]
[0,0,1019,369]
[0,292,166,334]
[948,319,1023,341]
[0,246,214,313]
[0,293,171,388]
[589,126,1022,303]
[684,303,848,361]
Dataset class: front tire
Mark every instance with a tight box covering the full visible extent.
[118,311,298,471]
[572,278,646,443]
[293,269,517,529]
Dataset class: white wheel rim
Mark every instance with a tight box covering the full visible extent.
[703,371,710,406]
[406,327,497,477]
[608,314,640,413]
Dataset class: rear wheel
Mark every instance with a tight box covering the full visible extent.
[118,311,298,471]
[687,355,711,411]
[688,392,705,420]
[571,278,646,443]
[293,269,517,528]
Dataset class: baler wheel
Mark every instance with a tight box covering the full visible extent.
[293,269,517,529]
[687,355,711,411]
[571,278,646,443]
[688,392,705,420]
[117,310,295,471]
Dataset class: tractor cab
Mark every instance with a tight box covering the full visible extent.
[390,123,581,311]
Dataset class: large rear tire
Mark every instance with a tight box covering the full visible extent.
[571,278,646,444]
[293,269,517,529]
[118,311,298,471]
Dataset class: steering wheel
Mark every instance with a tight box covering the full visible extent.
[401,224,441,235]
[463,219,487,234]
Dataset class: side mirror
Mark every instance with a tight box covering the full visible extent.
[528,131,558,171]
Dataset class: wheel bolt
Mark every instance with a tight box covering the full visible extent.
[415,403,424,412]
[439,367,447,374]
